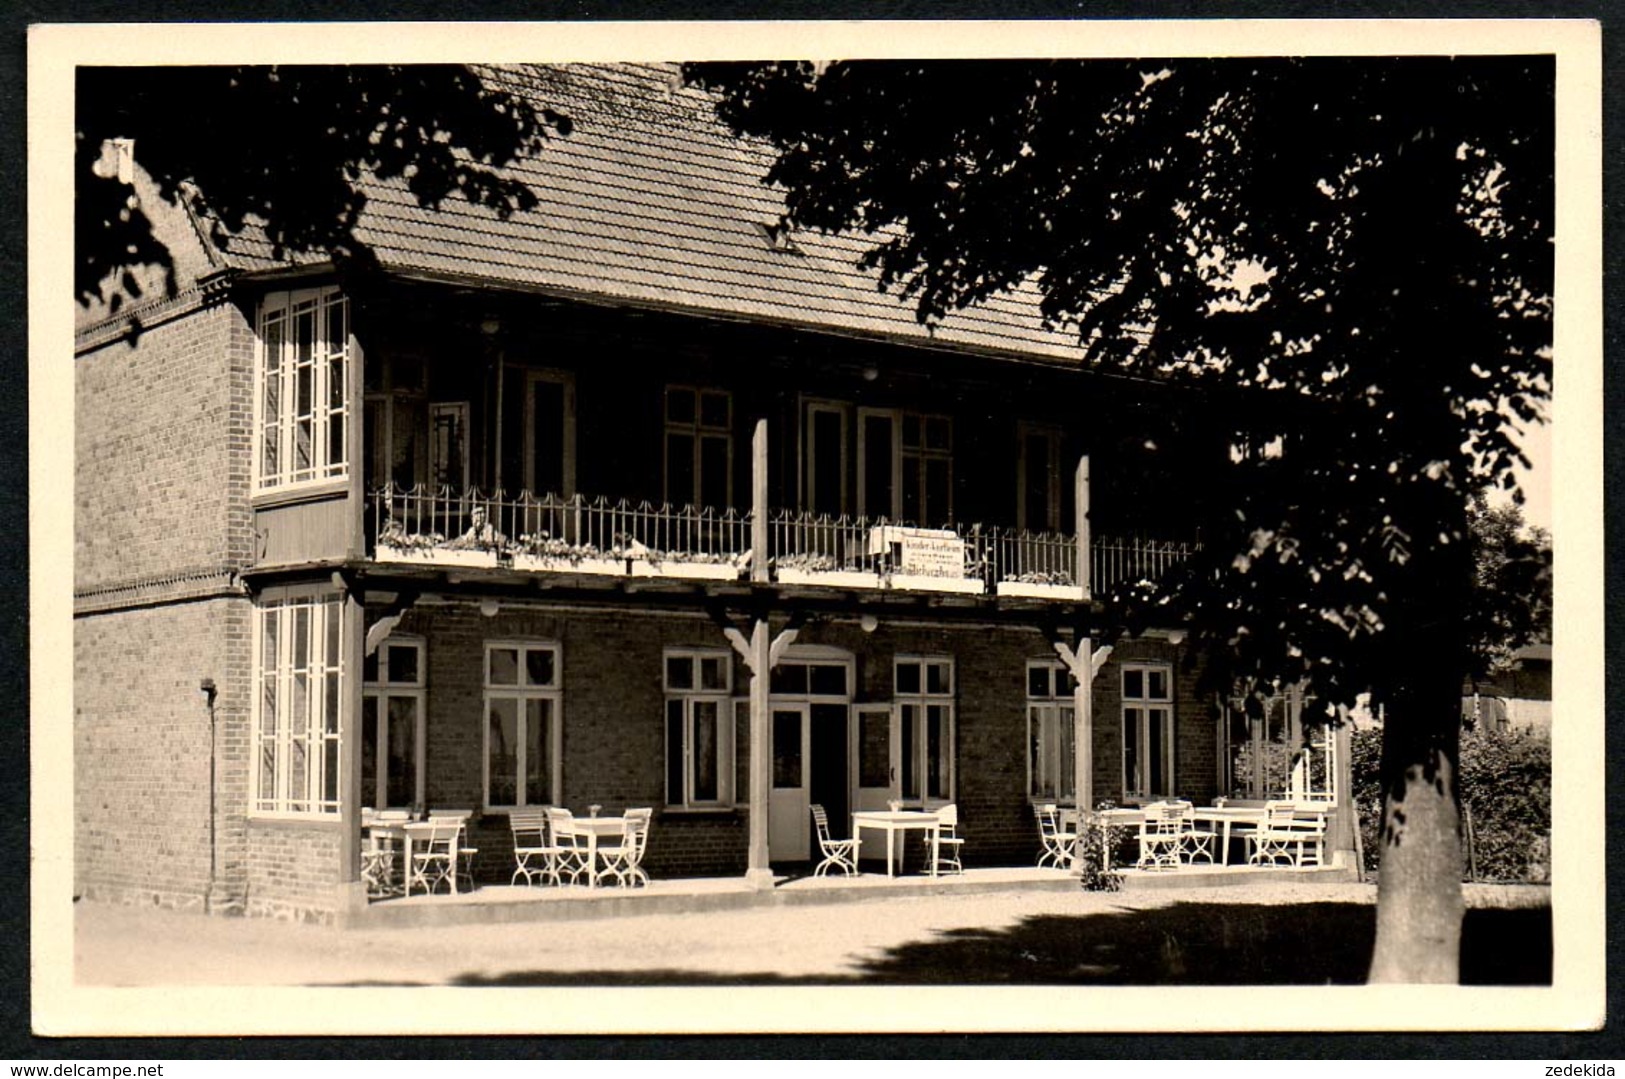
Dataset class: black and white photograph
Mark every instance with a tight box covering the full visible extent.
[31,18,1603,1038]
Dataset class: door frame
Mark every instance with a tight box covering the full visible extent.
[767,645,857,861]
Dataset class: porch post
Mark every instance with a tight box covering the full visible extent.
[752,419,769,584]
[1332,713,1358,870]
[1074,635,1094,823]
[336,586,367,914]
[746,618,774,888]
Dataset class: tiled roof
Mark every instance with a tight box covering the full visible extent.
[215,62,1096,366]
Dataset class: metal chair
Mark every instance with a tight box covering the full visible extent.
[430,809,479,890]
[1170,799,1215,864]
[1135,801,1187,870]
[596,808,653,888]
[1248,801,1327,867]
[1035,803,1076,869]
[931,803,965,875]
[403,819,464,895]
[509,808,561,886]
[809,804,861,878]
[544,806,590,885]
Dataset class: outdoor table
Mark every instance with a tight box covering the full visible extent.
[1190,805,1268,865]
[850,810,943,878]
[571,815,629,889]
[362,820,412,896]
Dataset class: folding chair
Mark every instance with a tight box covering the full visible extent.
[809,804,861,878]
[509,808,561,886]
[931,803,965,875]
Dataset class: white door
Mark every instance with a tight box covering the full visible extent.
[768,703,811,860]
[851,704,897,813]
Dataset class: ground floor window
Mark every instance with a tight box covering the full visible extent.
[896,655,954,802]
[1027,660,1076,802]
[1220,686,1337,802]
[664,649,734,807]
[1122,663,1174,801]
[363,637,425,810]
[252,589,345,816]
[484,641,562,808]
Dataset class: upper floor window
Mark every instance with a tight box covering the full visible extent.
[1017,423,1070,534]
[252,587,345,817]
[257,286,350,492]
[859,409,952,525]
[665,386,732,508]
[1122,663,1174,801]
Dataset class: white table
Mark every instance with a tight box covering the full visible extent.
[571,815,629,889]
[851,810,943,878]
[1190,805,1268,865]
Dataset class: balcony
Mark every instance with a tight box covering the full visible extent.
[368,485,1196,600]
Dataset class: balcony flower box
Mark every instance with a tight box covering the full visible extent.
[774,567,882,590]
[511,552,627,577]
[996,580,1086,601]
[887,573,987,596]
[629,558,743,581]
[376,542,498,569]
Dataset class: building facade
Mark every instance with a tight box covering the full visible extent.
[76,63,1242,922]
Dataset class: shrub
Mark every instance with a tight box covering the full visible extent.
[1075,802,1137,891]
[1351,723,1550,882]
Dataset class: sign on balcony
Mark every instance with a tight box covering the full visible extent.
[868,526,967,578]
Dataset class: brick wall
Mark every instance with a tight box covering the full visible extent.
[374,600,1220,881]
[243,822,344,923]
[75,298,256,596]
[73,596,253,912]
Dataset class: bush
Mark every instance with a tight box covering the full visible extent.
[1351,723,1550,882]
[1075,802,1137,891]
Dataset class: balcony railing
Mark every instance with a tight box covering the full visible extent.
[368,486,1196,597]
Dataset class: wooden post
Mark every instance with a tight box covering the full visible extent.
[752,419,769,584]
[337,587,367,913]
[1074,634,1094,823]
[746,620,773,887]
[1075,455,1091,599]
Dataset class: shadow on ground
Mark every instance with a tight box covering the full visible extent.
[334,902,1551,988]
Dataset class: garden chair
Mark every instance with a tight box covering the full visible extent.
[931,803,965,875]
[596,808,653,888]
[403,819,464,895]
[1134,801,1188,870]
[1248,800,1310,867]
[509,808,561,886]
[1170,799,1215,864]
[1035,803,1077,869]
[544,806,590,885]
[809,804,861,878]
[430,809,480,890]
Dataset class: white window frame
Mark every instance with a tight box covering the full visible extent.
[428,401,470,494]
[521,367,577,497]
[663,384,733,508]
[894,654,955,805]
[363,636,426,811]
[255,285,350,493]
[251,586,346,818]
[1026,659,1077,804]
[663,648,736,809]
[857,408,953,524]
[1122,662,1175,802]
[482,641,564,810]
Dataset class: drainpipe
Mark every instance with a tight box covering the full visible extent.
[200,677,218,911]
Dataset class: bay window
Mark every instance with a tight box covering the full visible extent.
[252,588,345,816]
[256,286,350,492]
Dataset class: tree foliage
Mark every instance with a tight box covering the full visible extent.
[76,65,570,311]
[1466,495,1552,683]
[686,58,1554,707]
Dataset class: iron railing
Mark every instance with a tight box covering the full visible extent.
[368,486,1196,594]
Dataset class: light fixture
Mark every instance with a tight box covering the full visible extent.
[861,366,879,382]
[480,318,501,336]
[479,599,500,618]
[860,614,878,633]
[1167,629,1186,646]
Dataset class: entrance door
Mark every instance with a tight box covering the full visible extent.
[808,702,851,839]
[768,703,810,860]
[852,704,897,813]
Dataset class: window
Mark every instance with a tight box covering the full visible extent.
[1017,423,1070,533]
[257,286,350,491]
[499,367,576,497]
[252,589,345,816]
[895,656,955,802]
[1027,660,1077,803]
[429,402,470,493]
[363,638,425,810]
[802,399,850,515]
[1122,663,1175,801]
[665,386,732,508]
[484,642,562,809]
[858,409,952,524]
[664,650,735,808]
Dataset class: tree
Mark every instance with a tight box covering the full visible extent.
[1466,494,1552,687]
[76,65,570,311]
[685,57,1553,982]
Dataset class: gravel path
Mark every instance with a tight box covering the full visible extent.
[73,882,1549,988]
